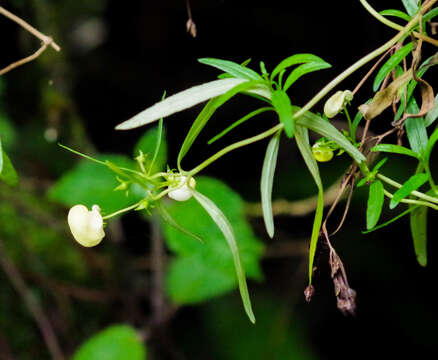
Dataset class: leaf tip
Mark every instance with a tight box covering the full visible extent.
[417,254,427,267]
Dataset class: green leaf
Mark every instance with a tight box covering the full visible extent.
[49,155,145,214]
[0,138,3,173]
[293,107,366,163]
[379,9,411,21]
[73,325,146,360]
[198,58,264,81]
[389,173,429,209]
[260,133,280,238]
[405,116,428,156]
[294,125,324,285]
[208,107,274,144]
[155,201,202,242]
[425,93,438,127]
[192,190,255,323]
[271,90,294,138]
[363,207,414,233]
[161,177,263,319]
[116,78,268,130]
[371,143,419,158]
[401,0,419,16]
[367,180,385,230]
[283,61,331,91]
[0,147,18,186]
[133,125,167,173]
[410,205,428,266]
[178,81,268,168]
[424,128,438,166]
[373,42,413,91]
[423,7,438,22]
[271,53,329,80]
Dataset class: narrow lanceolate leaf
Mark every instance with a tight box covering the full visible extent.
[192,191,255,324]
[271,53,329,79]
[379,9,411,22]
[198,58,264,81]
[283,61,331,91]
[367,180,385,230]
[271,90,294,138]
[405,116,428,156]
[260,133,281,238]
[373,42,413,91]
[390,173,429,209]
[371,144,419,158]
[116,78,248,130]
[410,205,428,266]
[425,93,438,127]
[401,0,419,16]
[156,201,203,242]
[177,81,265,168]
[294,125,324,286]
[292,106,366,164]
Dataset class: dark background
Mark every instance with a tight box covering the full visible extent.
[1,0,438,359]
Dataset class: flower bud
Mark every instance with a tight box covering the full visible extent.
[312,142,334,162]
[324,90,353,119]
[168,175,196,201]
[67,205,105,247]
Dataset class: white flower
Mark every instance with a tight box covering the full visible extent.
[168,175,196,201]
[67,204,105,247]
[324,90,353,118]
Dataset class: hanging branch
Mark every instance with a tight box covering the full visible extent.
[0,6,60,76]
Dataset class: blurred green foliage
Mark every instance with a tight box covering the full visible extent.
[73,324,147,360]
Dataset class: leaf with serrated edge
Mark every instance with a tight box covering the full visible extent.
[192,190,255,323]
[261,133,280,238]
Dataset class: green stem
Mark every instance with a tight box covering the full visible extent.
[187,124,283,176]
[102,202,141,220]
[383,189,438,211]
[292,0,437,120]
[377,173,438,204]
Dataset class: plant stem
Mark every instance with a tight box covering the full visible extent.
[187,124,283,176]
[383,189,438,210]
[377,173,438,204]
[293,0,438,120]
[102,202,142,219]
[359,0,438,46]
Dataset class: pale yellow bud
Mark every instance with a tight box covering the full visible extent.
[67,205,105,247]
[168,175,196,201]
[324,90,353,119]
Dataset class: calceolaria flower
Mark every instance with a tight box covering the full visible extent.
[312,141,334,162]
[68,204,105,247]
[324,90,353,119]
[168,175,196,201]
